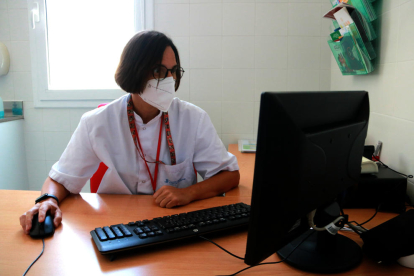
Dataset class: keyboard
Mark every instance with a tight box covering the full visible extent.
[90,202,251,255]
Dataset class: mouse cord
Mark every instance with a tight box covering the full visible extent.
[200,230,314,276]
[23,238,45,276]
[199,236,244,260]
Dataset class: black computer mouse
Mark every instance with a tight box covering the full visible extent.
[29,212,55,238]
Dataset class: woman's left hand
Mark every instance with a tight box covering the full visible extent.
[153,185,193,208]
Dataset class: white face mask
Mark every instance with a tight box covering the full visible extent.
[139,77,175,112]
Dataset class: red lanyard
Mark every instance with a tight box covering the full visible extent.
[127,95,176,192]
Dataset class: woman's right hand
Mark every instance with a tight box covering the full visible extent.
[19,198,62,235]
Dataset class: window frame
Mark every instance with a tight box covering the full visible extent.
[28,0,154,108]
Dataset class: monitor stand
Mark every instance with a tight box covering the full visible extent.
[277,228,363,273]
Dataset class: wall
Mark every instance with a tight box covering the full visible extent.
[330,0,414,203]
[0,120,29,190]
[0,0,332,191]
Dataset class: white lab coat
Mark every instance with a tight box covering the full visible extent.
[49,94,239,194]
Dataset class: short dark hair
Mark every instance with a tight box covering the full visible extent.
[115,31,181,94]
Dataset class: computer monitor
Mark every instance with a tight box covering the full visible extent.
[245,91,369,273]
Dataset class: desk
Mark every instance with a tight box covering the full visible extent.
[0,144,412,275]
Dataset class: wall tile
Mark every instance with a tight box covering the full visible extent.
[253,101,260,135]
[24,131,45,160]
[320,37,331,70]
[189,69,222,101]
[0,1,7,9]
[287,69,320,91]
[288,3,321,36]
[191,101,222,133]
[191,0,221,3]
[44,131,71,161]
[7,0,27,9]
[397,1,414,61]
[0,72,14,100]
[26,160,48,191]
[223,3,255,35]
[8,9,29,41]
[23,101,43,132]
[155,4,189,37]
[9,41,31,71]
[43,109,71,132]
[0,9,10,41]
[288,36,321,69]
[222,69,255,101]
[172,36,190,69]
[12,72,33,101]
[190,4,222,36]
[394,60,414,121]
[255,69,288,101]
[190,36,222,68]
[255,3,288,36]
[377,8,399,64]
[255,36,288,69]
[156,0,190,3]
[222,36,254,68]
[319,69,331,91]
[222,101,254,134]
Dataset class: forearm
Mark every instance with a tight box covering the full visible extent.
[40,177,71,205]
[186,170,240,202]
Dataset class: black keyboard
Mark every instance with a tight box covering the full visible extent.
[90,202,250,255]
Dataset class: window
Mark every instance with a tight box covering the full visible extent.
[28,0,154,108]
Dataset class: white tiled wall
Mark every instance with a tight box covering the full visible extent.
[0,0,331,191]
[155,0,332,145]
[330,0,414,203]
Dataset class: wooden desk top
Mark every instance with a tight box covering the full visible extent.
[0,145,412,275]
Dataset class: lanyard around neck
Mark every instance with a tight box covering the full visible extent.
[127,95,177,192]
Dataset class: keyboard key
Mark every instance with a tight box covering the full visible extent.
[139,233,148,239]
[142,226,151,232]
[166,228,175,233]
[103,226,116,240]
[155,230,163,236]
[150,225,159,231]
[188,224,196,229]
[181,225,188,230]
[213,219,219,224]
[235,215,241,219]
[219,218,227,222]
[174,226,181,232]
[134,227,144,235]
[142,219,150,224]
[198,222,206,227]
[95,228,108,241]
[136,221,145,227]
[119,224,133,236]
[229,216,236,220]
[128,222,136,226]
[148,232,155,237]
[111,226,124,238]
[206,221,212,225]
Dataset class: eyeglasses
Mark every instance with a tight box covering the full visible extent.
[152,65,185,81]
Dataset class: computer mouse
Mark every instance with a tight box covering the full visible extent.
[29,212,55,238]
[398,254,414,269]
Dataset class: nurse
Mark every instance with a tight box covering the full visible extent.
[20,31,240,234]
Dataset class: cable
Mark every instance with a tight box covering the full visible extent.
[371,156,413,179]
[23,238,45,276]
[219,230,315,276]
[199,236,244,260]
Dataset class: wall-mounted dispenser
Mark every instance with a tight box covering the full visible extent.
[0,42,10,77]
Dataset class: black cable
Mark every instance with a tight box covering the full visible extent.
[219,230,315,276]
[199,236,244,260]
[372,156,413,179]
[23,238,45,276]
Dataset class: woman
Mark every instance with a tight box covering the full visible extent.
[20,31,240,234]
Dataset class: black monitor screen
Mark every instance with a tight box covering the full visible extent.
[245,91,369,271]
